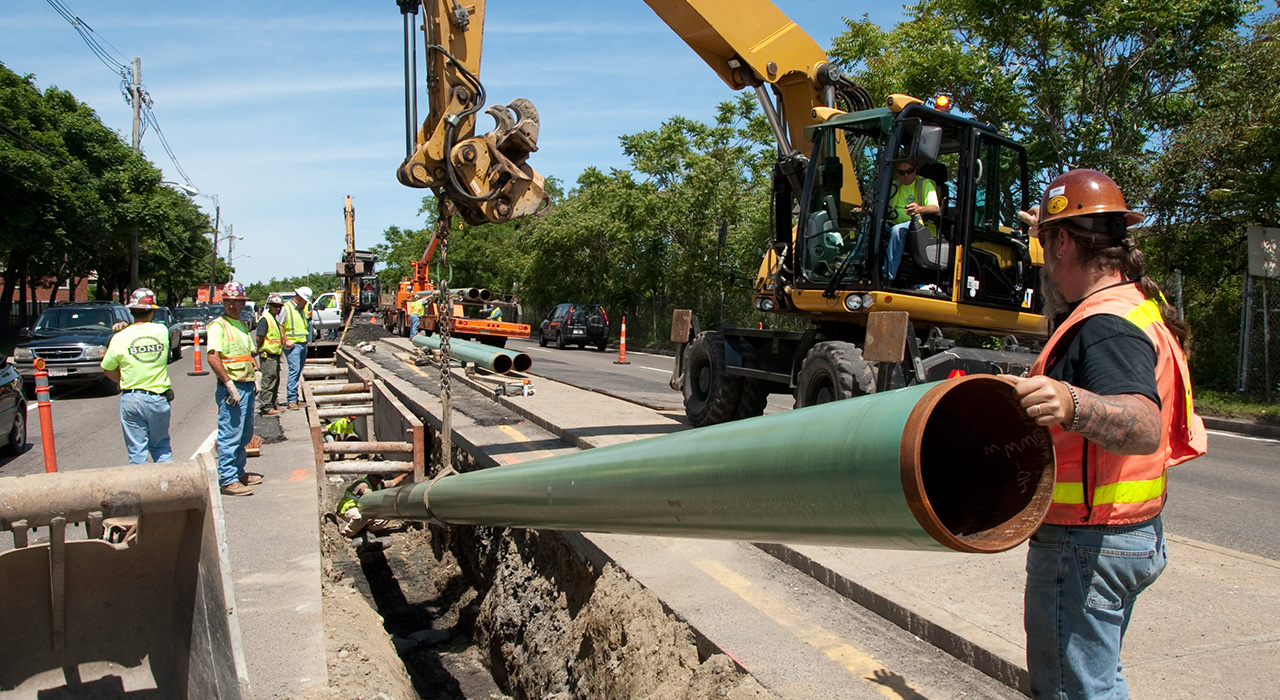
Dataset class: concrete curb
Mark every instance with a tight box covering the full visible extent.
[753,542,1031,695]
[1202,415,1280,440]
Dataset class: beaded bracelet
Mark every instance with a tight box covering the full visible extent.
[1062,382,1081,432]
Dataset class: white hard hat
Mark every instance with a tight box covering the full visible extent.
[295,286,313,302]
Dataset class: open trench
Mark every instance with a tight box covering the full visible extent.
[311,346,772,700]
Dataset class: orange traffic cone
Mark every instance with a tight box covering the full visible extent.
[613,316,631,365]
[188,322,210,376]
[33,359,58,473]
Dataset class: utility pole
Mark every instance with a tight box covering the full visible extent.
[129,57,142,290]
[226,224,236,273]
[209,219,220,302]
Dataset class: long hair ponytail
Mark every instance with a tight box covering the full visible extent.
[1064,215,1189,348]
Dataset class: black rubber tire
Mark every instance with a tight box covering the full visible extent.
[4,409,26,456]
[555,332,565,350]
[733,343,769,420]
[538,331,548,347]
[595,341,608,352]
[170,342,183,363]
[682,331,743,428]
[795,340,875,408]
[577,342,586,349]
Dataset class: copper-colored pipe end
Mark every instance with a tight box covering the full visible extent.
[901,375,1056,553]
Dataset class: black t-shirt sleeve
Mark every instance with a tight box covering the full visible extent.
[1044,315,1161,407]
[255,317,269,337]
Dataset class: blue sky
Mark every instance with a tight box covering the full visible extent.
[3,1,905,286]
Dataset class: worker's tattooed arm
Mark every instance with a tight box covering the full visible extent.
[1072,389,1161,456]
[1003,374,1161,456]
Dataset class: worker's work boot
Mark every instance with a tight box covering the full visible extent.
[220,482,254,497]
[287,402,299,410]
[241,473,263,486]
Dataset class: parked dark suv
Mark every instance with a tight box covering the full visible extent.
[150,307,185,362]
[539,303,609,351]
[13,301,132,394]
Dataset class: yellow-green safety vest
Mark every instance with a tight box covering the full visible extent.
[336,477,371,515]
[209,316,256,383]
[260,312,284,355]
[282,300,311,344]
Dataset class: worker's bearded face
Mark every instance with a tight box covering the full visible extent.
[1037,228,1068,327]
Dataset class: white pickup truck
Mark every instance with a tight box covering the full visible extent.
[271,291,342,337]
[309,292,343,335]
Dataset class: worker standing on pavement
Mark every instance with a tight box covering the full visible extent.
[100,288,173,464]
[281,286,313,410]
[208,281,261,496]
[407,293,425,337]
[255,293,286,416]
[1005,169,1207,700]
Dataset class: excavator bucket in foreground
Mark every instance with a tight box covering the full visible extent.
[0,460,243,699]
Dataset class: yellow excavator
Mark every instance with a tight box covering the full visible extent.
[394,0,1047,427]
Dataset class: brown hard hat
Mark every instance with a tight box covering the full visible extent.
[1039,169,1143,228]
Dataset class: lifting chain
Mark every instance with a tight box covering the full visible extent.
[436,212,453,474]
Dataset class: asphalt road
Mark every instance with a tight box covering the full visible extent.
[512,338,1280,561]
[0,350,225,479]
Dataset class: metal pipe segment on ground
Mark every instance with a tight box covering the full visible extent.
[360,375,1056,553]
[412,333,532,374]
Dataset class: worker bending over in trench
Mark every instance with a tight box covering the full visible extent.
[335,473,408,538]
[1002,169,1206,700]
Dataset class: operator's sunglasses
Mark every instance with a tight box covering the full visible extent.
[897,166,916,175]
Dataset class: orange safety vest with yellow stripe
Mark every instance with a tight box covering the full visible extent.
[260,312,284,356]
[1030,283,1207,525]
[210,316,257,383]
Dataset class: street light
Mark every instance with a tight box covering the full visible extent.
[169,184,223,302]
[162,180,199,197]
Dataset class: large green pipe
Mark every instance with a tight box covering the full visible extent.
[360,375,1055,553]
[412,333,531,374]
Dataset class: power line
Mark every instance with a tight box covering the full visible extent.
[141,103,194,186]
[43,0,130,81]
[43,0,200,192]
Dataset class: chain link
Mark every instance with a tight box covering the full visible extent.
[437,218,453,473]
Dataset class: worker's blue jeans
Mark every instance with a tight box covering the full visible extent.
[1024,516,1167,700]
[120,391,172,464]
[285,343,308,404]
[409,314,421,337]
[882,221,912,280]
[215,381,256,487]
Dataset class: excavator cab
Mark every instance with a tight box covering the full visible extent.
[766,103,1041,330]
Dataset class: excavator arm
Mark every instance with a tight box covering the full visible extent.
[395,0,872,225]
[395,0,550,226]
[643,0,872,187]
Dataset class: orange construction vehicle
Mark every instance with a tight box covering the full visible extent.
[384,230,529,347]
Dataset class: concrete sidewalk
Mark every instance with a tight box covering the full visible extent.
[215,404,328,699]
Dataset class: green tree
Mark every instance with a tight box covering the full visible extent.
[1145,14,1280,390]
[830,0,1254,192]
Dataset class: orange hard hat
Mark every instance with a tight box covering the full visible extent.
[1039,169,1143,228]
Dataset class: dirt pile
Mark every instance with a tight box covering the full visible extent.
[341,321,394,344]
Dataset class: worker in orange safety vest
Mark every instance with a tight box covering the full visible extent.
[1003,169,1207,699]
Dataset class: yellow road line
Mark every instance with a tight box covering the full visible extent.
[691,558,921,699]
[496,424,558,462]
